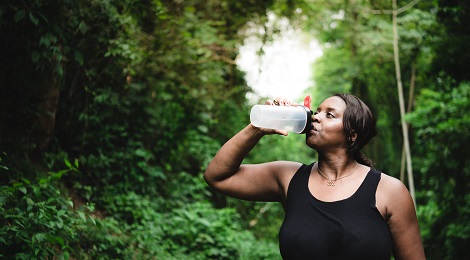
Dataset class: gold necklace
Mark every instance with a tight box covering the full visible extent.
[317,162,359,186]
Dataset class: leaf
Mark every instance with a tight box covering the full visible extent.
[33,233,46,243]
[54,236,64,246]
[78,211,86,222]
[20,178,31,185]
[39,34,53,47]
[31,51,40,63]
[26,198,34,206]
[14,10,25,22]
[57,209,66,217]
[78,21,88,34]
[64,158,71,168]
[197,125,209,134]
[88,215,96,225]
[29,12,39,26]
[74,50,84,65]
[0,195,7,206]
[197,218,211,227]
[19,186,27,195]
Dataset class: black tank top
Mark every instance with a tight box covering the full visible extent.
[279,163,392,260]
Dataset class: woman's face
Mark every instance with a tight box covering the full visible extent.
[306,96,348,151]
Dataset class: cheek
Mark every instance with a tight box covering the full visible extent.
[327,123,345,135]
[328,124,347,141]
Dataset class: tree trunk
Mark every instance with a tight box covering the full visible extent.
[392,0,415,206]
[400,62,416,182]
[31,69,60,160]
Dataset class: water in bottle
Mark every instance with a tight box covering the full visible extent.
[250,105,312,134]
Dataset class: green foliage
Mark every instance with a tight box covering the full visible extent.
[407,81,470,174]
[1,0,284,258]
[161,201,276,259]
[75,193,280,259]
[0,158,93,259]
[432,0,470,82]
[408,80,470,259]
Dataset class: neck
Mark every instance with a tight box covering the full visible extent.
[317,156,357,180]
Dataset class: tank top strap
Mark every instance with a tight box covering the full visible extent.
[286,163,314,198]
[355,169,382,208]
[293,163,314,181]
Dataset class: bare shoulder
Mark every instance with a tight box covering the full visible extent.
[263,161,304,199]
[378,173,410,195]
[263,161,303,183]
[376,173,415,219]
[266,160,304,173]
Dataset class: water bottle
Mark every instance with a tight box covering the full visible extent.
[250,105,312,134]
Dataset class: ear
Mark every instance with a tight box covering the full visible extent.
[350,131,358,142]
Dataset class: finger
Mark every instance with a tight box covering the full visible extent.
[258,127,289,136]
[274,97,290,106]
[273,97,281,105]
[276,130,289,136]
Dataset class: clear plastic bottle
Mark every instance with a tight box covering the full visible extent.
[250,105,312,134]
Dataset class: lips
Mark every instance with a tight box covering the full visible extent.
[308,124,317,135]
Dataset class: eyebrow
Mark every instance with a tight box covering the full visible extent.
[315,107,340,114]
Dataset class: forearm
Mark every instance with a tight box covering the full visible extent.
[204,124,264,184]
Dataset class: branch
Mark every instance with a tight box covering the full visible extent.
[397,0,421,14]
[188,44,239,65]
[188,54,237,65]
[365,0,421,15]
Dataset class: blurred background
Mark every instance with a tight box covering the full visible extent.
[0,0,468,259]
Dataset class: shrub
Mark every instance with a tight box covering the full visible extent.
[0,159,94,259]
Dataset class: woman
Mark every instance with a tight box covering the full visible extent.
[204,93,425,259]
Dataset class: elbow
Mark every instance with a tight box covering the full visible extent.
[203,170,225,195]
[203,169,211,185]
[203,166,217,188]
[203,165,229,192]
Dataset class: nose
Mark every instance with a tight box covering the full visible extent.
[312,112,320,122]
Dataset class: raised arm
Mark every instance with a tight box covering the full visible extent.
[204,124,300,202]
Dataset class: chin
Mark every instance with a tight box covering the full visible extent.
[305,136,316,149]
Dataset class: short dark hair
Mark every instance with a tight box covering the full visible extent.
[333,93,377,167]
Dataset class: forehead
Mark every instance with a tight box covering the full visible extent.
[318,96,347,112]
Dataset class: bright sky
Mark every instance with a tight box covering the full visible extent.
[237,15,323,104]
